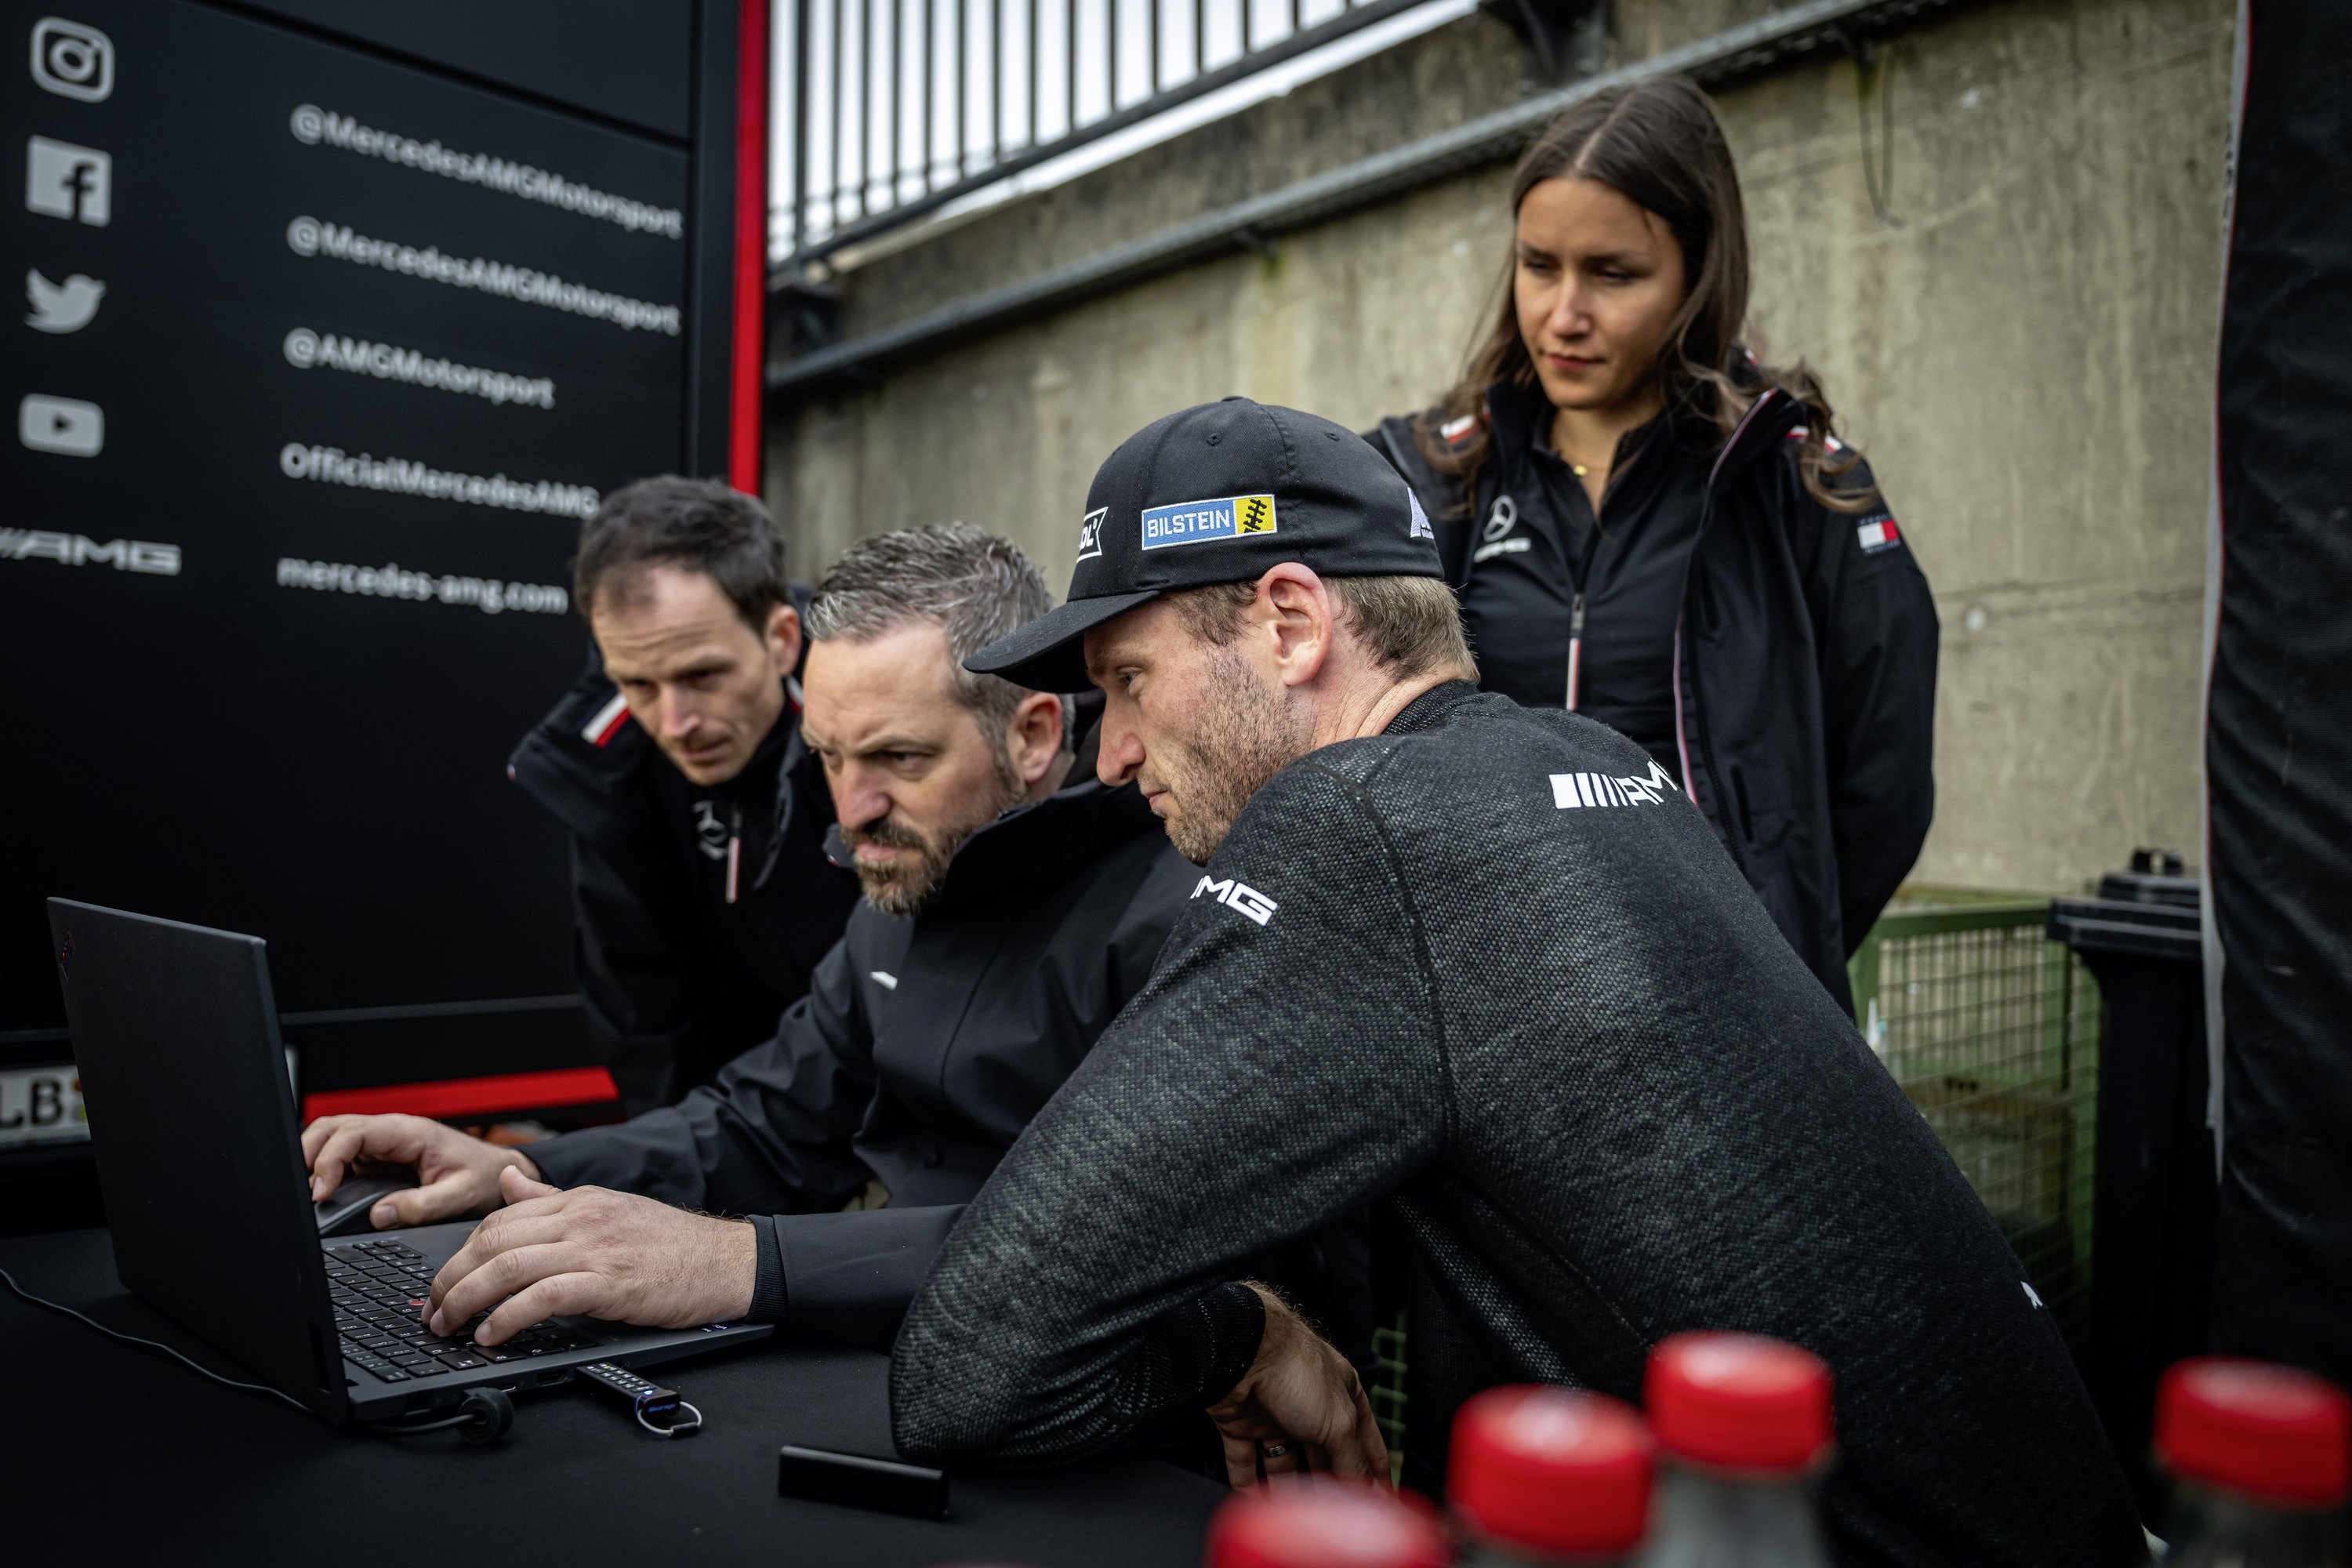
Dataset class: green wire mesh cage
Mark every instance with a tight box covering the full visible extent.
[1372,1311,1407,1484]
[1365,887,2104,1479]
[1850,889,2103,1353]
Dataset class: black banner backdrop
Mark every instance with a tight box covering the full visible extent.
[2205,0,2352,1388]
[2,0,749,1161]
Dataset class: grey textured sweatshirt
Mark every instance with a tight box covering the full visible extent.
[891,683,2143,1567]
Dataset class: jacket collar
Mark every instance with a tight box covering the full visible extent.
[1482,376,1799,499]
[822,775,1161,920]
[1704,385,1805,498]
[1481,379,1549,486]
[1385,679,1484,736]
[743,717,811,891]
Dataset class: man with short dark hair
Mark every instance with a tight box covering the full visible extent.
[890,399,2143,1564]
[511,477,858,1112]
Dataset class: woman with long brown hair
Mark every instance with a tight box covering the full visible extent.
[1366,76,1937,1013]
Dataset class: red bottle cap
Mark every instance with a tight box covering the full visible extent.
[1450,1385,1653,1556]
[2156,1357,2352,1508]
[1645,1333,1834,1473]
[1207,1479,1451,1568]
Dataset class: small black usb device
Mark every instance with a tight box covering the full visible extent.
[777,1445,949,1518]
[576,1361,702,1438]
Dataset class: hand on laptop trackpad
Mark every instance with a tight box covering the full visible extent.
[316,1172,419,1236]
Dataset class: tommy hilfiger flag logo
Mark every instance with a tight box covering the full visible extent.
[1857,513,1903,554]
[580,688,630,746]
[1551,760,1680,810]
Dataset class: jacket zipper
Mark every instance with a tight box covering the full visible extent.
[1566,593,1587,711]
[725,800,742,906]
[1563,482,1602,712]
[1671,390,1782,877]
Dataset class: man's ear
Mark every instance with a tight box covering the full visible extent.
[1258,565,1335,690]
[1005,689,1067,789]
[764,601,803,675]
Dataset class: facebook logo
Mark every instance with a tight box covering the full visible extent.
[26,136,111,226]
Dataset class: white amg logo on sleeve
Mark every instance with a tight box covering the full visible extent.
[1551,759,1681,810]
[1192,876,1279,926]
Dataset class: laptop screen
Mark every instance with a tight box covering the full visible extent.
[47,899,346,1419]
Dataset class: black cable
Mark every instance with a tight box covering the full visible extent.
[0,1262,312,1416]
[2,1264,517,1444]
[371,1408,478,1436]
[368,1386,514,1444]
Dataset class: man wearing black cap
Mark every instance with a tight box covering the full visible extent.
[889,399,2144,1565]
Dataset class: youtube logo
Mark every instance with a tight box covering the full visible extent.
[18,393,105,457]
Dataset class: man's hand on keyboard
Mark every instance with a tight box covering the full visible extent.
[304,1113,539,1228]
[426,1166,757,1345]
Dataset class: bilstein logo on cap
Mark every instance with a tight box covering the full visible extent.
[1076,506,1106,561]
[1141,493,1276,550]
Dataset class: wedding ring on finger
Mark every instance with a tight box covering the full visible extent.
[1260,1441,1290,1459]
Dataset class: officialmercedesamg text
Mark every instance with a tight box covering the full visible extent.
[279,442,600,519]
[289,104,684,238]
[284,328,555,408]
[286,215,681,335]
[276,557,568,615]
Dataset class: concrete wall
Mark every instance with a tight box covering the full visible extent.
[767,0,2235,895]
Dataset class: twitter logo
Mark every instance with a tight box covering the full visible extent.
[27,270,105,333]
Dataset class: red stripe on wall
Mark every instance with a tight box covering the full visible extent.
[303,1066,619,1125]
[729,0,771,495]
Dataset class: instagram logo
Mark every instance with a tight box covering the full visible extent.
[31,16,114,102]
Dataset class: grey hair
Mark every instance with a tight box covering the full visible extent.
[806,524,1072,746]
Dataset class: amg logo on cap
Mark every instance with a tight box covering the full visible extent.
[1408,491,1434,540]
[1141,493,1276,550]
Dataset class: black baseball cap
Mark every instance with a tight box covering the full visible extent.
[964,397,1441,692]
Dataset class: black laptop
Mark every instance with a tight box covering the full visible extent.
[47,898,770,1423]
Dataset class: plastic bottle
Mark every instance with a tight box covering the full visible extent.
[2154,1356,2350,1567]
[1207,1476,1454,1568]
[1450,1385,1654,1565]
[1632,1332,1835,1568]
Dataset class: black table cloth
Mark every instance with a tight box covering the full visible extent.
[0,1226,1223,1563]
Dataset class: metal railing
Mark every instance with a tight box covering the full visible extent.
[768,0,1971,392]
[774,0,1438,267]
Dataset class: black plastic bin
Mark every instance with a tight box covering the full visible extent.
[2047,851,2217,1518]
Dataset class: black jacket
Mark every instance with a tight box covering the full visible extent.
[1366,388,1939,1011]
[529,779,1308,1354]
[892,684,2143,1568]
[508,587,860,1113]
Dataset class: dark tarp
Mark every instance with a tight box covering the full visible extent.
[2204,0,2352,1389]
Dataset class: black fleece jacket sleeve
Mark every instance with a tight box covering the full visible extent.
[888,762,1442,1468]
[1813,463,1940,951]
[742,1206,977,1348]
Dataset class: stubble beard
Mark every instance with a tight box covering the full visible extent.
[844,744,1028,916]
[1159,648,1313,866]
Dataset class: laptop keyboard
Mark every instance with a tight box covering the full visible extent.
[325,1237,597,1382]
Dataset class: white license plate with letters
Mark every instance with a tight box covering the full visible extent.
[0,1063,89,1149]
